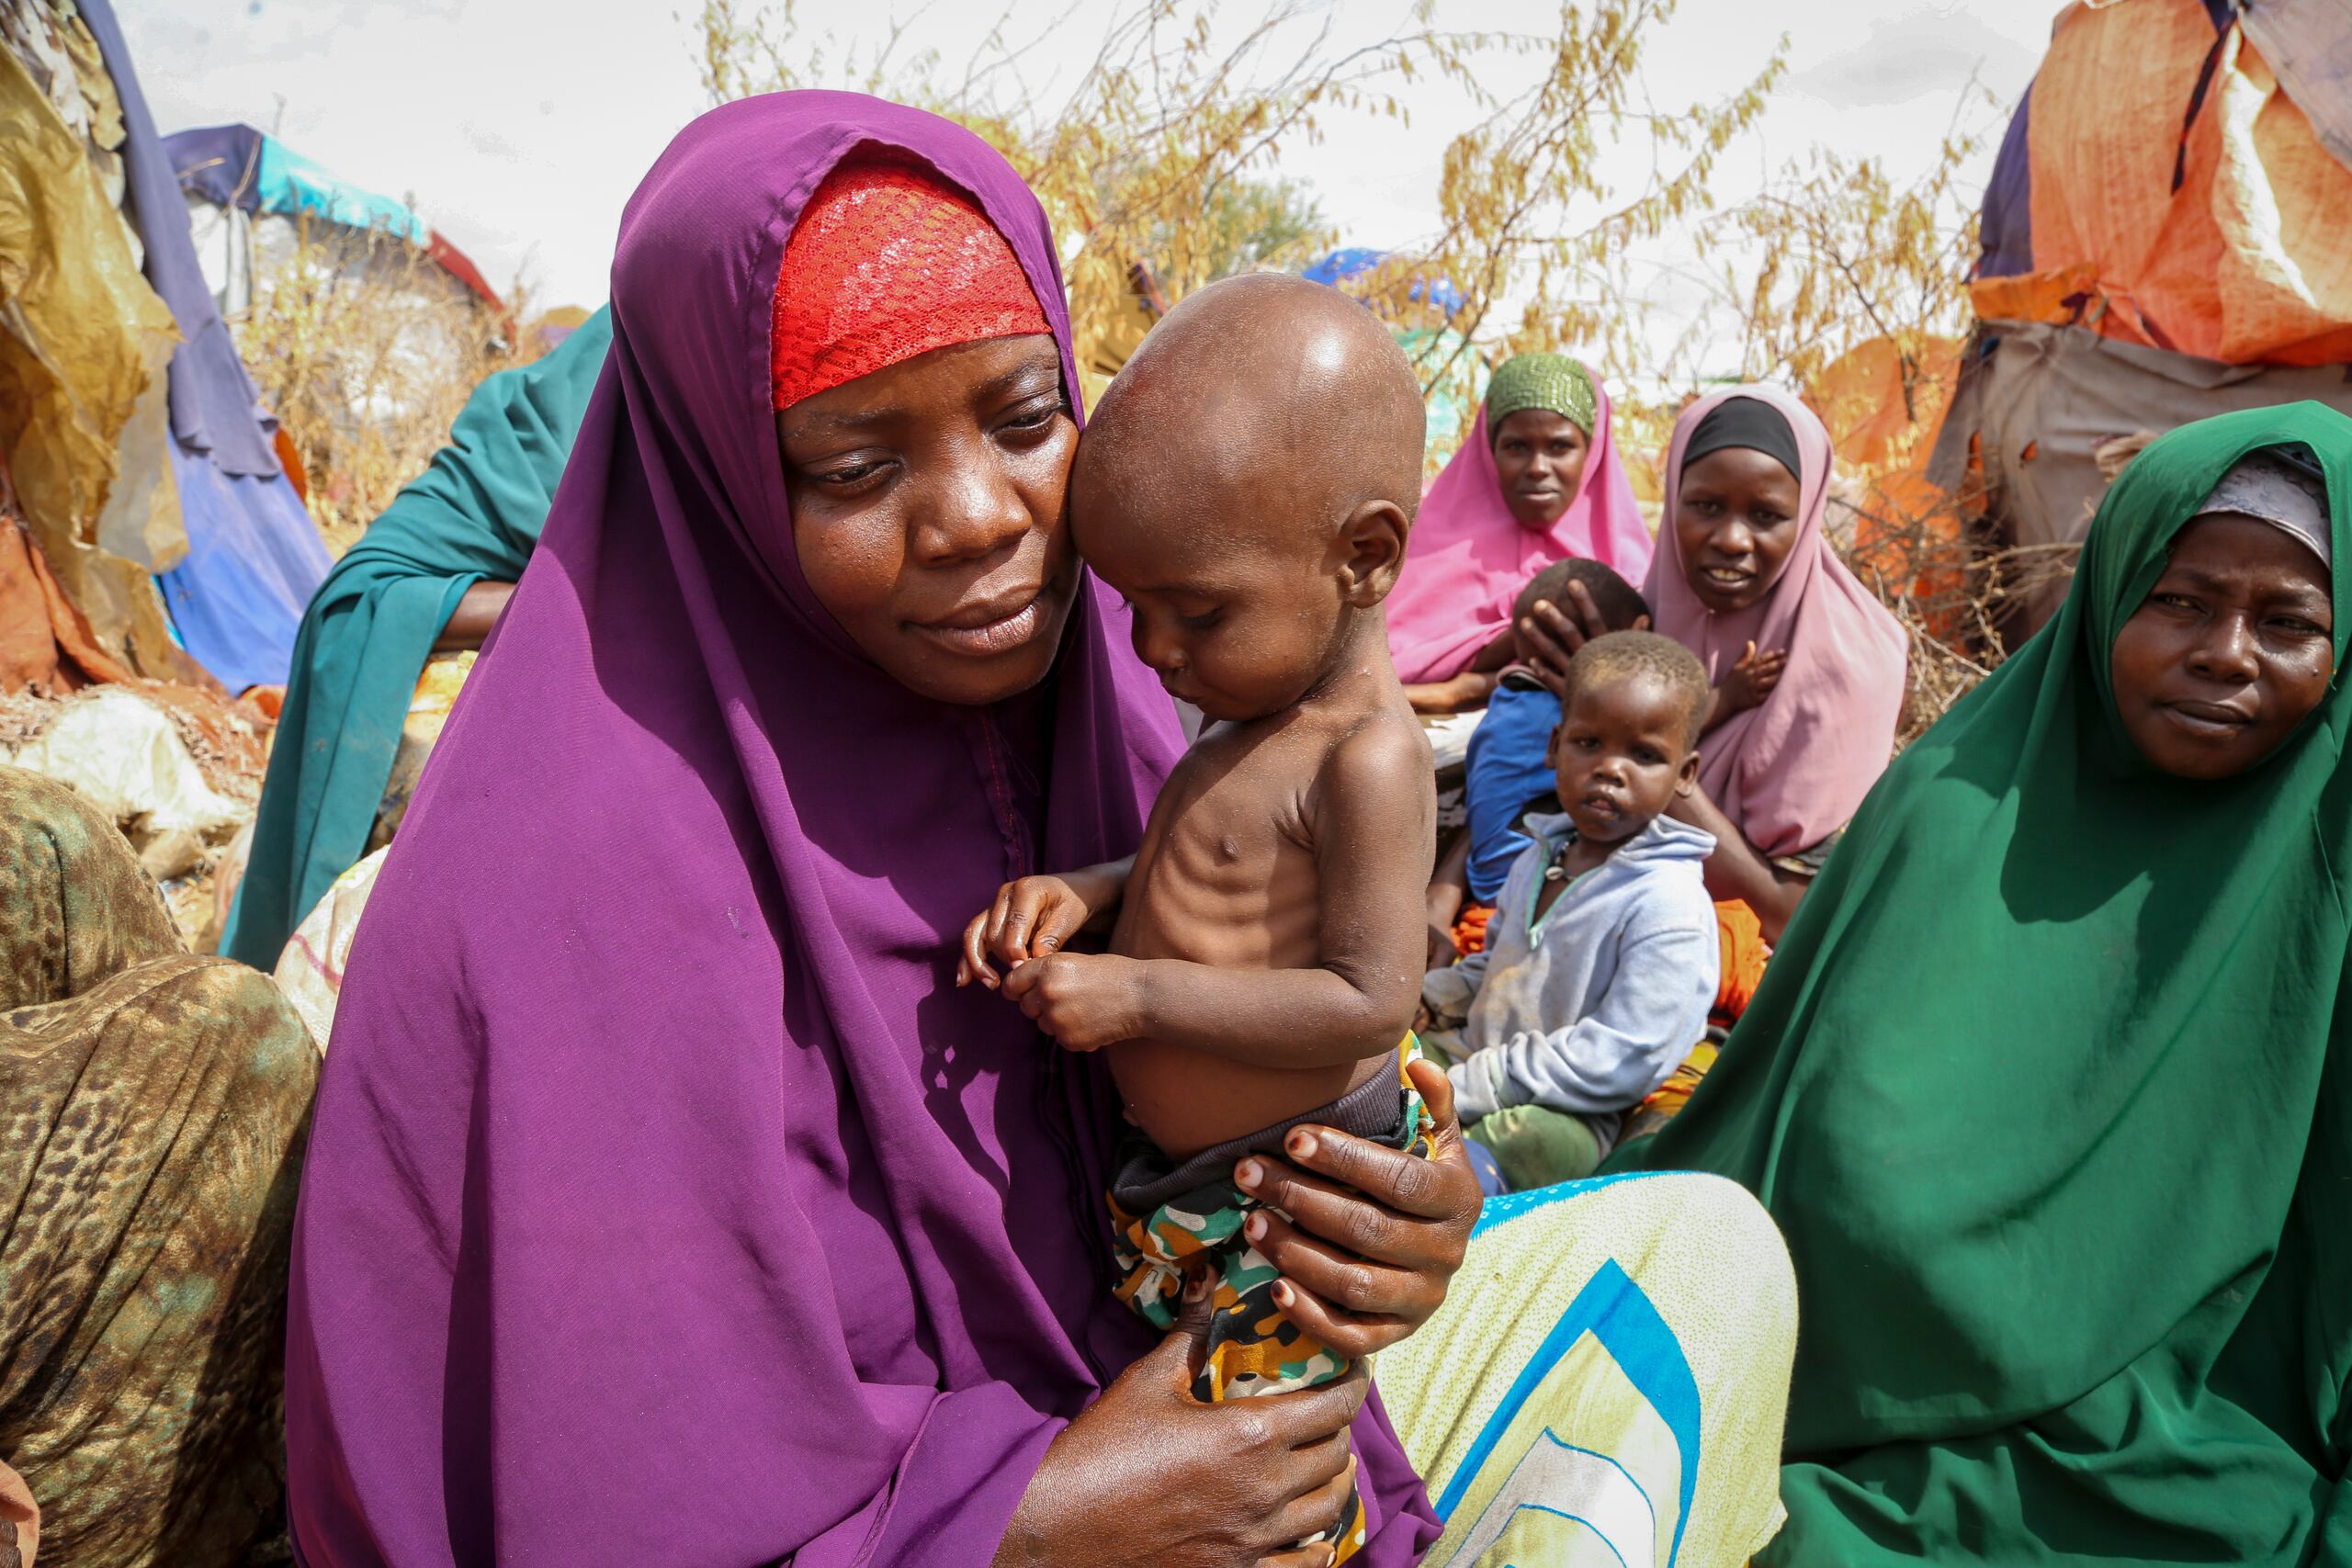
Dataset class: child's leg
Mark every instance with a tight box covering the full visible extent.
[1107,1039,1434,1563]
[1464,1103,1604,1190]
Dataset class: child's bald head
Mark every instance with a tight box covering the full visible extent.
[1080,274,1425,548]
[1071,275,1427,720]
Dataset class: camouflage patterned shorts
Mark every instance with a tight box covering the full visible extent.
[1108,1037,1434,1563]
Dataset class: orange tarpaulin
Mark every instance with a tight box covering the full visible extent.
[1998,0,2352,367]
[1805,335,1971,634]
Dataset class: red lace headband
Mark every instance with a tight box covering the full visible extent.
[771,153,1051,411]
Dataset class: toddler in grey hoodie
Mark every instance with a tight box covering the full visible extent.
[1420,632,1719,1189]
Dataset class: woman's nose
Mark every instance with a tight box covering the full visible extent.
[911,446,1030,565]
[1712,519,1754,558]
[2188,614,2261,682]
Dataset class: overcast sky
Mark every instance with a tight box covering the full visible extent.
[121,0,2057,317]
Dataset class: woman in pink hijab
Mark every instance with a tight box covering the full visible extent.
[1388,354,1652,711]
[1645,385,1908,942]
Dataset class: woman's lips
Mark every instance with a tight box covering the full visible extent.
[1700,565,1753,590]
[2160,697,2256,732]
[913,591,1046,656]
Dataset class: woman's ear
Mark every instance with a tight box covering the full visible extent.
[1337,499,1410,607]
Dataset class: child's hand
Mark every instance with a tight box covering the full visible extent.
[1720,641,1788,715]
[958,875,1097,990]
[1000,953,1147,1052]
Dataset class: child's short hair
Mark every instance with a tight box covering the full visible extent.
[1515,558,1649,635]
[1564,631,1710,749]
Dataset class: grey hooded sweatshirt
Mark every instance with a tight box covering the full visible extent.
[1424,810,1719,1153]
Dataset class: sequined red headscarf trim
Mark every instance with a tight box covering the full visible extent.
[771,153,1052,410]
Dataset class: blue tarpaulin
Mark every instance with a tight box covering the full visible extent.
[84,0,330,691]
[164,122,430,246]
[1304,247,1466,316]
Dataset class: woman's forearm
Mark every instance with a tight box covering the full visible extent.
[1405,671,1497,714]
[434,580,516,651]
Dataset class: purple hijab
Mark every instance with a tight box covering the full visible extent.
[285,93,1437,1565]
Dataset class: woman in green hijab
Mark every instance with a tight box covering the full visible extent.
[221,310,611,969]
[1623,402,2352,1563]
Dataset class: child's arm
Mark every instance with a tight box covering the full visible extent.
[1700,640,1787,737]
[956,858,1132,989]
[1002,724,1432,1066]
[1448,919,1715,1125]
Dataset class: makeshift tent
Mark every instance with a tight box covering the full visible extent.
[75,0,333,695]
[0,0,187,686]
[164,123,504,316]
[1930,0,2352,629]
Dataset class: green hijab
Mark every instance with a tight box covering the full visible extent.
[221,309,612,968]
[1483,352,1596,436]
[1623,402,2352,1563]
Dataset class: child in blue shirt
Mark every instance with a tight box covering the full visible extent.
[1426,558,1651,962]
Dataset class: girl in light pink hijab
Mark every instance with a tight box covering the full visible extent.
[1646,383,1907,941]
[1388,355,1651,709]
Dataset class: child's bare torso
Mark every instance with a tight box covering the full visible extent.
[1108,704,1415,1159]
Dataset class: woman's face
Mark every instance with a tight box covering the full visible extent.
[2109,513,2335,780]
[1492,410,1590,528]
[778,333,1081,705]
[1672,446,1804,615]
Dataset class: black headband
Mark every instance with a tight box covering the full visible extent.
[1681,397,1802,484]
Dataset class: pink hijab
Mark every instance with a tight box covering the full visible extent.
[1645,384,1908,858]
[1385,372,1652,684]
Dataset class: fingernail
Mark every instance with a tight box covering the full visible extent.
[1244,1213,1267,1243]
[1288,1131,1317,1159]
[1273,1281,1293,1308]
[1235,1158,1261,1190]
[1183,1271,1210,1303]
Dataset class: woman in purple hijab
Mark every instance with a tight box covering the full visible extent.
[286,92,1800,1568]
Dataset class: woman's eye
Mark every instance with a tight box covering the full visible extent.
[1000,398,1067,434]
[815,461,883,487]
[2154,592,2200,613]
[2270,615,2327,637]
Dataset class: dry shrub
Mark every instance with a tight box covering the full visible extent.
[231,220,535,555]
[1832,478,2079,743]
[693,0,1782,407]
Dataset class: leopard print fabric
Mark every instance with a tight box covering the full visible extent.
[0,767,316,1566]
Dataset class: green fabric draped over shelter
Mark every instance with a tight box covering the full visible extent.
[222,308,612,969]
[1621,402,2352,1564]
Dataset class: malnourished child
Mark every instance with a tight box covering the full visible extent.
[959,273,1435,1564]
[1422,631,1720,1189]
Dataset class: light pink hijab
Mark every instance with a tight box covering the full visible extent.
[1645,384,1908,858]
[1386,374,1652,684]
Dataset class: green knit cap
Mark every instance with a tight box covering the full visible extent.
[1484,354,1597,439]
